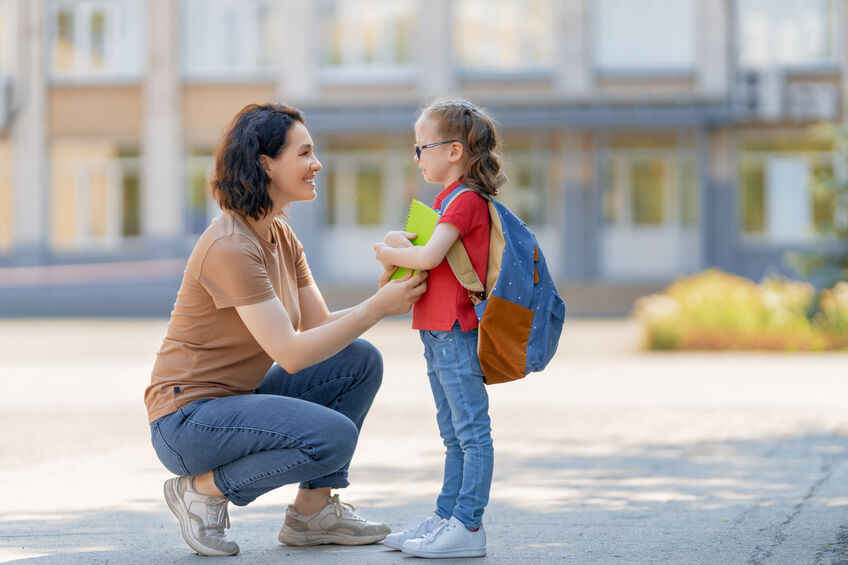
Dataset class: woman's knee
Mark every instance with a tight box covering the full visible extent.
[348,339,383,384]
[317,415,359,469]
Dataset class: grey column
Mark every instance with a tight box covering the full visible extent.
[142,0,182,253]
[555,0,592,97]
[277,0,318,104]
[11,0,48,265]
[562,132,587,279]
[695,0,730,97]
[416,0,454,96]
[707,127,737,270]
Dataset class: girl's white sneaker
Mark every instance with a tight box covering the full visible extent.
[401,516,486,558]
[383,514,441,550]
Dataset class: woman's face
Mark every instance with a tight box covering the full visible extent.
[263,121,322,208]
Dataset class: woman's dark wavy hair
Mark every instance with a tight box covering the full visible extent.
[211,103,305,220]
[417,97,507,196]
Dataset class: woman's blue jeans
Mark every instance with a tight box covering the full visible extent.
[421,323,494,530]
[150,339,382,506]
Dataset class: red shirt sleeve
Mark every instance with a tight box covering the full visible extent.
[438,191,488,237]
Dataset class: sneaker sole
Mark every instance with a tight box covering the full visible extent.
[401,546,486,558]
[163,478,239,557]
[382,537,404,550]
[278,527,388,546]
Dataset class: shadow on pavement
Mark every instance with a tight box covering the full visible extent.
[4,432,848,564]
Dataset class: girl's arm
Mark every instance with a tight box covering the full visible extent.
[235,270,427,374]
[374,222,461,271]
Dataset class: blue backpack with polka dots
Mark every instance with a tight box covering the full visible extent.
[440,186,566,385]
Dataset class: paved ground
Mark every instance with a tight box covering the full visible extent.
[1,317,848,564]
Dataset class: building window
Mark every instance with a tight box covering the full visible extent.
[0,140,11,252]
[182,0,279,79]
[736,0,834,68]
[185,148,219,234]
[738,133,836,242]
[324,150,417,227]
[50,141,141,250]
[498,151,551,226]
[594,0,695,73]
[605,149,700,227]
[319,0,414,80]
[454,0,554,72]
[48,0,143,80]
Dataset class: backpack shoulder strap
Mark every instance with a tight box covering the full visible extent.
[439,186,488,301]
[437,186,474,214]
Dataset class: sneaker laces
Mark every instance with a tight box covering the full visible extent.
[402,514,430,535]
[329,494,364,522]
[203,497,231,538]
[422,518,451,542]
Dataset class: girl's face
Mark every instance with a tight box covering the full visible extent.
[414,116,465,187]
[262,121,322,209]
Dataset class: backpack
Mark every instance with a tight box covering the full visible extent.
[438,185,566,385]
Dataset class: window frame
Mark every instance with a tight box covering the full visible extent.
[47,0,143,83]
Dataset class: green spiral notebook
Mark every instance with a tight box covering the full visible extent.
[389,199,440,280]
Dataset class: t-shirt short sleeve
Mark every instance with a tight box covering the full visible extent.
[197,236,277,309]
[438,191,486,238]
[291,233,314,288]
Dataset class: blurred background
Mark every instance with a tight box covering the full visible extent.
[0,0,843,317]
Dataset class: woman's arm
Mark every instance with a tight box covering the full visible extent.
[298,268,401,330]
[236,271,426,374]
[297,284,360,330]
[374,222,460,271]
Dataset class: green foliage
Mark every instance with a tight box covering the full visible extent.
[787,123,848,286]
[634,269,848,351]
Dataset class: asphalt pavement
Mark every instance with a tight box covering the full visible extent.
[1,317,848,564]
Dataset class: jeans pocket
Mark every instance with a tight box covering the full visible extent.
[151,420,190,476]
[425,329,453,343]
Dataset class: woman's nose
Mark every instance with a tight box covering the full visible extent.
[313,158,323,171]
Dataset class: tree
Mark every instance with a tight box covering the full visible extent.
[787,122,848,287]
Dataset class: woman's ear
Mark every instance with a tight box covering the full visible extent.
[260,155,272,177]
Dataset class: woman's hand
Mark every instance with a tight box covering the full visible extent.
[379,266,398,288]
[384,230,416,248]
[368,270,428,318]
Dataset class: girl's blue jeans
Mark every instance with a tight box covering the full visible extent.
[420,323,494,530]
[149,339,382,506]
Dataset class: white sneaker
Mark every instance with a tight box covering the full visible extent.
[383,514,441,550]
[401,516,486,558]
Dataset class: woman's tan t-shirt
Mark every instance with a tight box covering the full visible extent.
[144,211,314,424]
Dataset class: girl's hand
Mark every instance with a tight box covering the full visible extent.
[370,270,428,317]
[373,242,396,271]
[384,231,416,248]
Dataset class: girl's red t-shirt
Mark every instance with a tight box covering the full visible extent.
[412,180,490,331]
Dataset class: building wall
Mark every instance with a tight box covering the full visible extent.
[0,0,844,309]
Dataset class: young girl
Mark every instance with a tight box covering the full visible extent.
[374,98,507,559]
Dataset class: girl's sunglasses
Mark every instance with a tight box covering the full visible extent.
[414,140,461,159]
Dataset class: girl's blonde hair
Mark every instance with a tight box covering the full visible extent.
[418,98,507,196]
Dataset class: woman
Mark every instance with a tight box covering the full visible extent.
[144,103,427,557]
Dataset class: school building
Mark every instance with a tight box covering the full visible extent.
[0,0,844,315]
